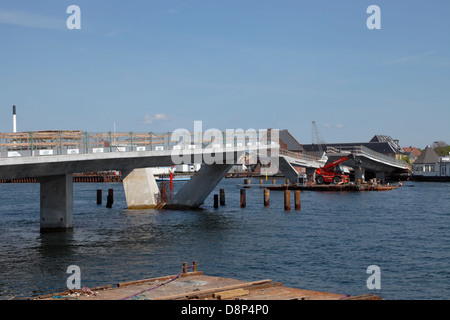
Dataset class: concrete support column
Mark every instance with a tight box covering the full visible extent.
[166,163,233,209]
[279,157,299,184]
[354,167,365,184]
[306,167,316,183]
[375,171,386,182]
[39,174,73,232]
[123,168,160,209]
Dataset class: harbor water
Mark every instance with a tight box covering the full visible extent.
[0,179,449,300]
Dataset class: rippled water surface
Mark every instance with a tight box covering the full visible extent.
[1,179,449,299]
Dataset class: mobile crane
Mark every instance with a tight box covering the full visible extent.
[315,153,362,185]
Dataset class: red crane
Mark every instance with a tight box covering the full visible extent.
[315,153,362,185]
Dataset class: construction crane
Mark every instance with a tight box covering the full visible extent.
[312,121,326,160]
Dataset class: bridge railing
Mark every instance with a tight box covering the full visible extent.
[327,145,407,168]
[278,148,322,163]
[0,130,278,158]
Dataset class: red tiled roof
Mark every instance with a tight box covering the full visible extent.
[402,147,422,158]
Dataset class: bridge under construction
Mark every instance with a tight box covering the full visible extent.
[0,129,408,232]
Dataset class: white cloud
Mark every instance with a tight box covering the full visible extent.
[382,51,435,66]
[0,9,63,30]
[144,113,171,124]
[322,123,343,128]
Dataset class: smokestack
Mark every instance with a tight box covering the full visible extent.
[12,105,17,133]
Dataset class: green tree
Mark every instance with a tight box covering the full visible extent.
[432,141,450,156]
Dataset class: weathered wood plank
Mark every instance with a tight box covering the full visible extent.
[213,288,249,300]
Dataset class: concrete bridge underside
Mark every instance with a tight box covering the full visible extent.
[325,153,409,182]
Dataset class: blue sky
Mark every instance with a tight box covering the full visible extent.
[0,1,449,148]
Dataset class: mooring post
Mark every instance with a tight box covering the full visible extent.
[97,189,102,205]
[240,189,246,208]
[295,190,301,210]
[220,188,225,206]
[106,188,114,208]
[183,262,188,274]
[193,261,198,272]
[264,188,270,207]
[284,190,291,210]
[214,194,219,208]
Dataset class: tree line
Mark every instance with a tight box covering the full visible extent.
[431,141,450,156]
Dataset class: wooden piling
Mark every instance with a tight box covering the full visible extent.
[214,194,219,208]
[106,188,114,208]
[240,189,246,208]
[264,189,270,207]
[295,190,301,210]
[97,189,102,205]
[284,190,291,210]
[220,188,225,206]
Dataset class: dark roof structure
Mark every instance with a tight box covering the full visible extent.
[414,146,439,164]
[369,135,401,152]
[302,134,403,155]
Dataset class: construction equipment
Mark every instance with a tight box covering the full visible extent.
[312,121,325,159]
[315,153,362,185]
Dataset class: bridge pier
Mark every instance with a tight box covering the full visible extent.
[306,167,316,183]
[354,167,365,183]
[166,163,233,209]
[122,168,160,209]
[279,157,300,184]
[375,171,386,182]
[38,174,74,232]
